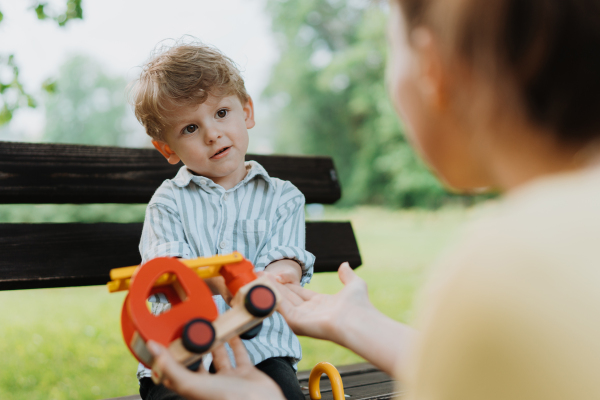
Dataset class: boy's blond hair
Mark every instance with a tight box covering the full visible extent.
[130,40,249,141]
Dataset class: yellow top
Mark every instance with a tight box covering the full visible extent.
[107,252,243,293]
[406,164,600,400]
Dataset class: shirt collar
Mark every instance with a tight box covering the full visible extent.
[171,161,274,190]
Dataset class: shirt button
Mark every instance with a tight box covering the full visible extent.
[199,179,207,185]
[223,193,229,201]
[219,241,227,249]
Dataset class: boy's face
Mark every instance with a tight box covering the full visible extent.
[153,94,254,189]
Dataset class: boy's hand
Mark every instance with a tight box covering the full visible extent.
[205,276,233,305]
[263,259,303,285]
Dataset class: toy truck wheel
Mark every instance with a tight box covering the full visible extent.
[182,318,215,354]
[240,322,263,340]
[244,285,276,317]
[187,358,203,372]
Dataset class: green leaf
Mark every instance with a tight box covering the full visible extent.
[0,10,4,24]
[34,3,48,20]
[0,106,12,126]
[27,95,37,108]
[42,78,58,94]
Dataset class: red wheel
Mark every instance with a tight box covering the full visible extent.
[182,318,215,354]
[244,285,276,317]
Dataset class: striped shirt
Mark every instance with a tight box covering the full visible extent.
[136,161,315,380]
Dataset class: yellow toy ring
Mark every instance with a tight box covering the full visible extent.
[309,362,345,400]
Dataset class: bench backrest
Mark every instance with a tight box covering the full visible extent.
[0,141,361,290]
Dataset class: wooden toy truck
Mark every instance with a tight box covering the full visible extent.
[107,252,280,383]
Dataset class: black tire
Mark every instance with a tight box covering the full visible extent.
[240,322,263,340]
[244,285,276,317]
[182,318,215,354]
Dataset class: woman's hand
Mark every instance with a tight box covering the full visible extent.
[272,262,415,378]
[148,336,285,400]
[273,262,376,345]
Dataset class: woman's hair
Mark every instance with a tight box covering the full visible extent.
[393,0,600,145]
[129,40,249,141]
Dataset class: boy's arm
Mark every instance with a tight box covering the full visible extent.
[264,259,302,285]
[256,183,315,286]
[140,203,193,264]
[142,203,232,301]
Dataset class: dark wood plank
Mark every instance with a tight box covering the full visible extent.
[306,222,362,273]
[0,141,341,205]
[298,363,401,400]
[306,381,401,400]
[297,362,378,381]
[0,221,361,290]
[300,371,394,394]
[299,370,392,388]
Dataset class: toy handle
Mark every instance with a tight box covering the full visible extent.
[309,362,345,400]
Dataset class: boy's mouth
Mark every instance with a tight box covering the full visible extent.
[211,146,231,159]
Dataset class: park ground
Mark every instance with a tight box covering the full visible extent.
[0,205,490,399]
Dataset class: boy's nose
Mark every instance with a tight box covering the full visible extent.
[204,128,222,144]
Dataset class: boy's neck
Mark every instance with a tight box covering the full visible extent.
[188,162,250,191]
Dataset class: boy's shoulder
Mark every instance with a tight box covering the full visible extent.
[146,165,191,210]
[247,160,305,202]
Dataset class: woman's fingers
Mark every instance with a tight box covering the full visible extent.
[147,341,198,393]
[274,281,306,307]
[211,343,233,373]
[285,281,318,300]
[229,336,253,368]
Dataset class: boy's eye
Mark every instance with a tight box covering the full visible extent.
[216,109,228,118]
[183,124,198,134]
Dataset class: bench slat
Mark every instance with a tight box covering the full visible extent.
[0,141,341,205]
[298,363,399,400]
[0,221,361,290]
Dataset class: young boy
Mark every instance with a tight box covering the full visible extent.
[130,41,314,400]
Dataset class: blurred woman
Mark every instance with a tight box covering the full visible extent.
[147,0,600,399]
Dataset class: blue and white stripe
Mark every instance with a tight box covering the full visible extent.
[136,161,315,380]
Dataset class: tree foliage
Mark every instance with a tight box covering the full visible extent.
[0,1,83,126]
[42,55,130,147]
[263,0,461,207]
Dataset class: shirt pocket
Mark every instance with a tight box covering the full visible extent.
[236,219,268,264]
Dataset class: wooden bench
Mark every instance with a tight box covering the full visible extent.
[0,141,399,399]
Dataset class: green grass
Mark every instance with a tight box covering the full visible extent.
[0,205,476,399]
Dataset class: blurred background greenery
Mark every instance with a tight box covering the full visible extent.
[0,0,496,398]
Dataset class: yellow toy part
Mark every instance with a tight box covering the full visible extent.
[309,362,345,400]
[107,252,244,293]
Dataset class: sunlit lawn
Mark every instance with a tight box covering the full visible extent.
[0,205,479,399]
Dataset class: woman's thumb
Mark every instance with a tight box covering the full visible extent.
[148,340,193,390]
[337,262,355,285]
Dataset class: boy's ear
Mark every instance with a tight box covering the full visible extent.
[243,96,256,130]
[152,140,181,165]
